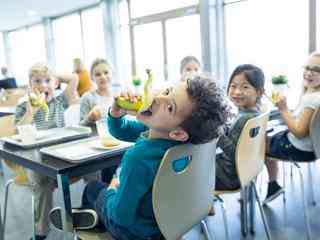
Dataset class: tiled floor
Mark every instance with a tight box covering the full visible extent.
[1,162,320,240]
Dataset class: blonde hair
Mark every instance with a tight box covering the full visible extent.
[302,51,320,94]
[28,62,52,80]
[90,58,113,80]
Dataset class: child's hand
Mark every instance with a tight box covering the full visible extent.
[87,105,102,122]
[111,90,139,117]
[275,95,288,111]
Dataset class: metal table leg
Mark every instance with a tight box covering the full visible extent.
[0,206,4,240]
[57,174,75,240]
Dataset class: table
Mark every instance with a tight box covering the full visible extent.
[0,135,128,240]
[0,106,15,117]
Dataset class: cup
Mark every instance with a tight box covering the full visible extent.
[96,119,110,141]
[17,124,37,144]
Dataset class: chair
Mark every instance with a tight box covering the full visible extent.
[77,140,217,240]
[214,112,271,240]
[64,104,80,127]
[152,140,217,240]
[268,107,320,240]
[0,115,36,240]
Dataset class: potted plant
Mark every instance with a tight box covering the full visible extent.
[271,74,288,103]
[132,75,142,95]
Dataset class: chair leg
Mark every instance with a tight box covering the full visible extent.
[307,163,316,206]
[3,179,14,233]
[252,183,272,240]
[240,187,248,237]
[216,196,229,240]
[31,194,36,240]
[249,183,256,234]
[200,219,212,240]
[282,162,286,203]
[294,163,312,240]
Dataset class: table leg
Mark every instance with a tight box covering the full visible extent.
[57,174,75,240]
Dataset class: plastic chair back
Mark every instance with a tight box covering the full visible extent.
[310,107,320,159]
[64,104,80,127]
[236,112,269,188]
[152,140,217,239]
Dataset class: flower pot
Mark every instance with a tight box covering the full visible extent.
[271,83,288,103]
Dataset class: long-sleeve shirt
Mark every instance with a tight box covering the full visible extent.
[105,114,181,238]
[215,108,259,190]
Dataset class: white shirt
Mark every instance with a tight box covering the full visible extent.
[287,92,320,151]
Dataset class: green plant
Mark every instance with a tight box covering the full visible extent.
[272,75,288,84]
[132,75,142,86]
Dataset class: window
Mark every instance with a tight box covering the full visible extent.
[9,25,46,86]
[131,0,199,18]
[166,15,201,82]
[134,22,164,88]
[53,14,83,73]
[0,32,5,69]
[317,0,320,50]
[225,0,308,107]
[82,7,106,69]
[119,0,132,84]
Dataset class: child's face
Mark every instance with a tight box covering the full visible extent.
[30,73,57,102]
[137,82,193,140]
[228,73,260,110]
[181,61,200,78]
[92,63,112,91]
[303,56,320,89]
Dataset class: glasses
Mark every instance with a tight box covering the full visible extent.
[303,65,320,76]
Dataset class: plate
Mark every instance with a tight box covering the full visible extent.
[90,139,121,150]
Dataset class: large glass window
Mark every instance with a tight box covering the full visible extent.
[0,32,5,70]
[119,0,132,84]
[82,7,106,69]
[317,0,320,50]
[225,0,308,107]
[53,14,83,73]
[9,25,46,86]
[134,22,164,88]
[166,15,201,82]
[131,0,199,18]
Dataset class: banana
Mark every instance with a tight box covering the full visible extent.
[116,96,143,111]
[29,92,49,121]
[115,69,153,113]
[138,69,154,113]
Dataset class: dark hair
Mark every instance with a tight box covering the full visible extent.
[180,75,230,144]
[227,64,265,101]
[180,56,201,74]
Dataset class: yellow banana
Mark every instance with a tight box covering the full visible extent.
[116,96,143,111]
[115,69,153,113]
[138,69,153,113]
[29,92,49,121]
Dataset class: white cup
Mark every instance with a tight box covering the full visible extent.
[96,119,110,140]
[17,124,37,144]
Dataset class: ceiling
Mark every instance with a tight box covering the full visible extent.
[0,0,100,32]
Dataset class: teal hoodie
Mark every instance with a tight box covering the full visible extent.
[105,114,181,238]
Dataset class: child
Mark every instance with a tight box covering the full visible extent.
[180,55,201,79]
[80,58,113,126]
[215,64,265,190]
[80,58,117,183]
[264,52,320,204]
[73,58,94,97]
[49,74,230,240]
[15,62,79,240]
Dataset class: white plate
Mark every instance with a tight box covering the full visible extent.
[90,139,121,150]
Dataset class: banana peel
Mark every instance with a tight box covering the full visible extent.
[116,69,154,113]
[29,92,49,121]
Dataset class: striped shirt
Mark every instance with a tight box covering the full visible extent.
[15,93,69,130]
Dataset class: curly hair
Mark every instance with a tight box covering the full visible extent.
[180,75,231,144]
